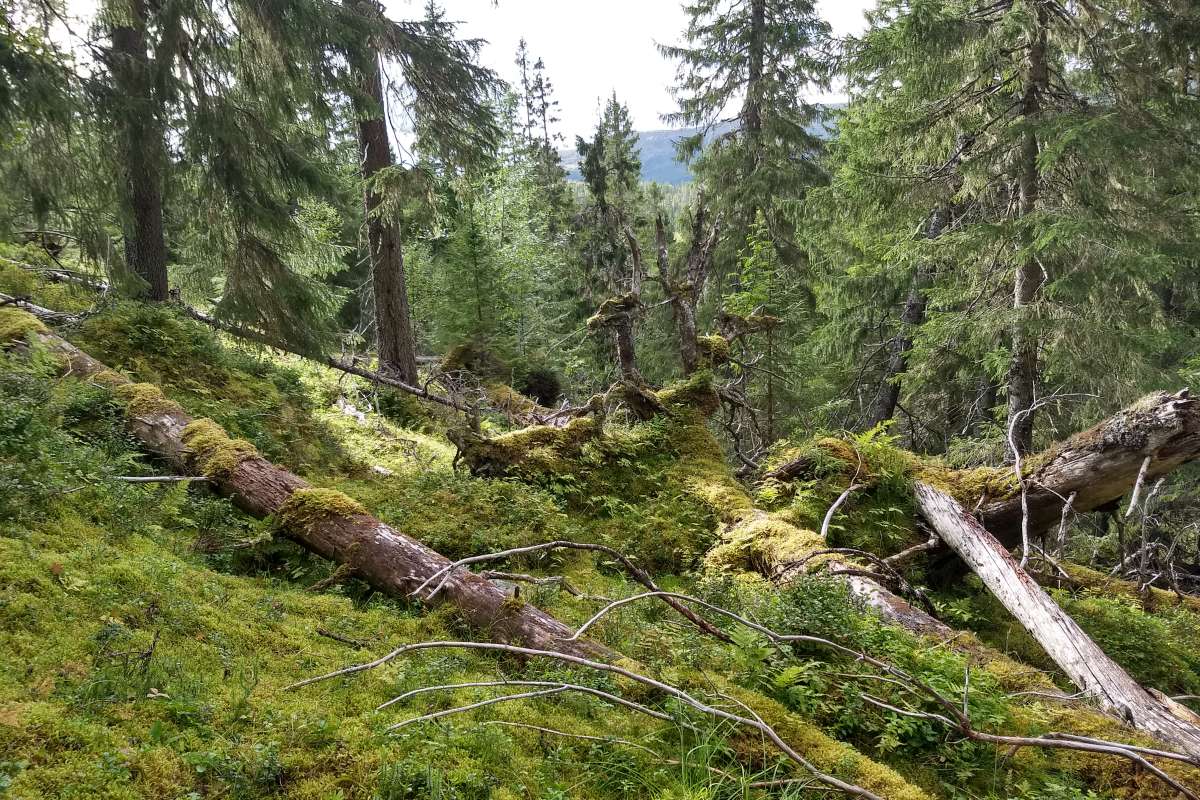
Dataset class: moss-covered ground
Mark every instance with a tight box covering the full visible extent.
[3,304,1200,799]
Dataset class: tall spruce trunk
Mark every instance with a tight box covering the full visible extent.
[110,0,169,302]
[866,207,947,428]
[1006,9,1049,456]
[355,49,419,384]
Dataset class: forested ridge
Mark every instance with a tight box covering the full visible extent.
[3,1,1200,798]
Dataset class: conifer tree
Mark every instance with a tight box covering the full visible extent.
[660,0,830,263]
[344,0,499,382]
[812,0,1200,454]
[577,94,647,384]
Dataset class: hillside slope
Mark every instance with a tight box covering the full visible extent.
[2,297,1200,799]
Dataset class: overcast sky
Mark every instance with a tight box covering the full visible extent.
[388,0,873,141]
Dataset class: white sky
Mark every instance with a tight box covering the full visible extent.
[389,0,873,141]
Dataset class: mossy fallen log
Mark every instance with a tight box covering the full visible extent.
[973,389,1200,546]
[2,310,611,662]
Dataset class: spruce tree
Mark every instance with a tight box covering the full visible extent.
[812,0,1200,453]
[344,0,499,382]
[660,0,830,263]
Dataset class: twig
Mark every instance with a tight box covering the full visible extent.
[287,640,887,800]
[379,680,674,723]
[1126,456,1153,519]
[316,627,371,649]
[410,540,730,643]
[478,571,612,602]
[114,475,212,483]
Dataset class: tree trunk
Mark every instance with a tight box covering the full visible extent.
[866,207,947,428]
[1006,8,1049,456]
[978,390,1200,549]
[355,49,419,384]
[11,320,608,662]
[662,203,719,375]
[915,482,1200,758]
[110,0,169,302]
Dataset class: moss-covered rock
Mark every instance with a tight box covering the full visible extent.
[278,487,368,531]
[181,418,259,477]
[0,307,47,344]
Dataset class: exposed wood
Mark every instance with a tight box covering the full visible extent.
[767,390,1200,555]
[915,481,1200,758]
[979,390,1200,548]
[6,321,611,663]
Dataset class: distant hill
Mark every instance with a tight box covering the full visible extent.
[560,107,839,186]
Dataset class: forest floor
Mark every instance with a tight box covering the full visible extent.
[3,277,1200,799]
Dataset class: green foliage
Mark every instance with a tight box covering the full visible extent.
[939,577,1200,698]
[70,303,346,473]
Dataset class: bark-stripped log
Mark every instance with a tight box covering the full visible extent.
[5,316,611,662]
[915,482,1200,758]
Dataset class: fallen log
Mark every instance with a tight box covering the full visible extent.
[915,481,1200,759]
[2,309,610,662]
[975,390,1200,547]
[765,391,1200,578]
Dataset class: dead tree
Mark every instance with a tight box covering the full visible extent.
[4,312,610,662]
[979,390,1200,547]
[653,201,721,375]
[916,482,1200,759]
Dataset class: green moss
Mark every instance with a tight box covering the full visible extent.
[705,514,827,574]
[722,686,932,800]
[278,488,368,531]
[453,416,601,478]
[484,382,545,416]
[181,418,259,477]
[695,335,730,367]
[585,292,638,330]
[0,307,48,344]
[90,369,128,389]
[70,303,347,474]
[913,461,1020,504]
[112,382,184,418]
[655,371,720,416]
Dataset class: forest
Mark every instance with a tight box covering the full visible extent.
[3,0,1200,798]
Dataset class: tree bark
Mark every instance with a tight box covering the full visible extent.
[10,321,608,662]
[109,0,169,302]
[660,204,720,375]
[866,207,947,428]
[979,390,1200,549]
[1006,7,1049,456]
[915,482,1200,758]
[354,47,420,384]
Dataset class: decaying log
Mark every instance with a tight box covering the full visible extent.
[977,389,1200,547]
[4,314,611,662]
[915,481,1200,759]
